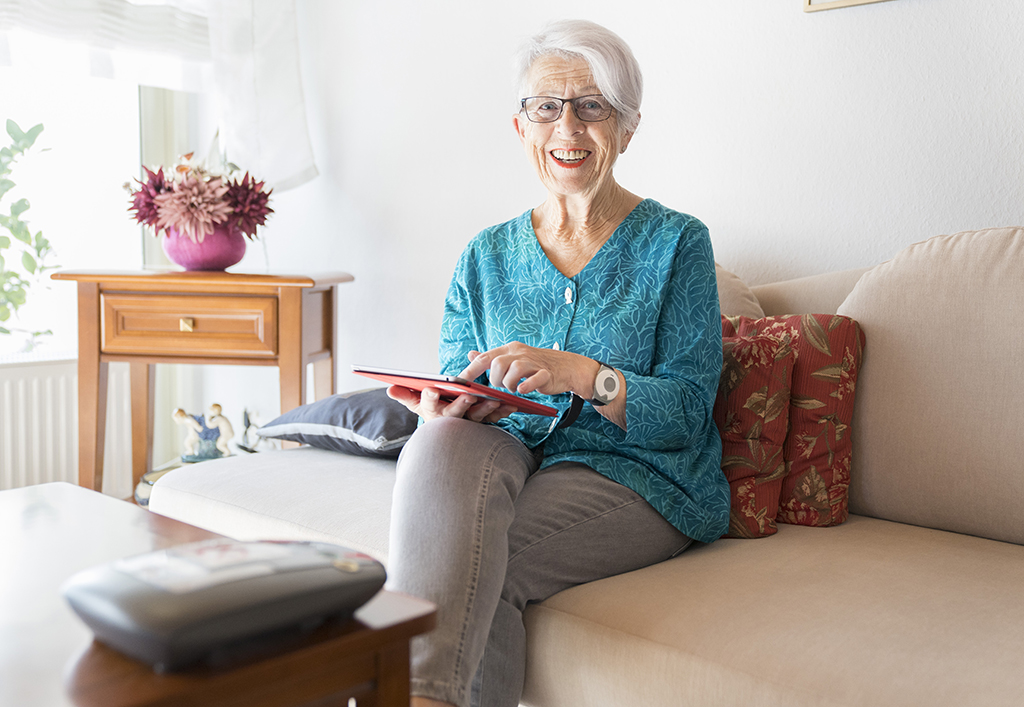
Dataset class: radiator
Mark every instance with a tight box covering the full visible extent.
[0,359,133,498]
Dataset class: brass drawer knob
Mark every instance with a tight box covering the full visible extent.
[179,317,195,332]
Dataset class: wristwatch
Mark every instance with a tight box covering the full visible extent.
[589,361,620,406]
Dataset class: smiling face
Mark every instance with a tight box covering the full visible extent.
[513,55,634,202]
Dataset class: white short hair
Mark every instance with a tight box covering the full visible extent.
[513,19,643,134]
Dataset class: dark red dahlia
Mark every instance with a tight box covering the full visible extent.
[127,167,169,228]
[226,172,273,239]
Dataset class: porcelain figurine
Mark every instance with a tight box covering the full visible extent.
[173,404,235,462]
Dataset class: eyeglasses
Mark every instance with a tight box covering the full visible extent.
[519,95,614,123]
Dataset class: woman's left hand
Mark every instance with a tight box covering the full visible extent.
[459,342,598,399]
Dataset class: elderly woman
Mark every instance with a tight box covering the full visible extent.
[386,19,728,707]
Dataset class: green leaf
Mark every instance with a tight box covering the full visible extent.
[0,325,9,333]
[0,178,15,200]
[7,287,25,306]
[10,198,29,217]
[721,455,760,470]
[764,388,790,423]
[801,314,832,356]
[0,235,9,249]
[6,119,25,143]
[810,363,844,383]
[24,123,44,147]
[742,386,768,417]
[21,251,36,274]
[11,222,31,243]
[791,395,826,410]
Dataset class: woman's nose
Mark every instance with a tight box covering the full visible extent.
[555,103,585,134]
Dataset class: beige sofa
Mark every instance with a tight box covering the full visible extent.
[149,226,1024,706]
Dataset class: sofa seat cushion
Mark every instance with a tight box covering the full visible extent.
[148,447,395,562]
[522,515,1024,707]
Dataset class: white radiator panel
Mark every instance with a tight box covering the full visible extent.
[0,359,133,498]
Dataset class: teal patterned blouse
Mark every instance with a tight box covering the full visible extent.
[439,199,728,543]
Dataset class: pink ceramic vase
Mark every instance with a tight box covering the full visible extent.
[162,222,247,271]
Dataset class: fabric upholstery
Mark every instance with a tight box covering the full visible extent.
[714,334,794,538]
[522,516,1024,707]
[837,227,1024,544]
[148,447,395,562]
[716,263,765,318]
[722,314,865,527]
[752,266,871,317]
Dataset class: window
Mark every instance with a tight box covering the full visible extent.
[0,29,142,359]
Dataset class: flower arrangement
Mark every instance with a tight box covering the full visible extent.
[126,153,273,243]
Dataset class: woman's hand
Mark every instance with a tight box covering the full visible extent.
[459,342,598,398]
[460,343,628,431]
[386,385,517,424]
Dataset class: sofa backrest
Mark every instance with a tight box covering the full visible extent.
[837,227,1024,544]
[751,267,871,317]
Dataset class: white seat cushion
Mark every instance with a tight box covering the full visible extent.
[149,447,396,562]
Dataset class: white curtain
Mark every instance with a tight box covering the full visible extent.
[0,0,318,190]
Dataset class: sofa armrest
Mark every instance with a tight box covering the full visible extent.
[751,266,871,316]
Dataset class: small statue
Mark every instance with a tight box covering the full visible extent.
[172,404,235,462]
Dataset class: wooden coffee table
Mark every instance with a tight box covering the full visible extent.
[0,483,435,707]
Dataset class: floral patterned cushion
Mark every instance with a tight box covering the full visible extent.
[714,334,795,538]
[722,314,866,527]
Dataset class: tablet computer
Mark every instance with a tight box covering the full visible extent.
[351,365,558,417]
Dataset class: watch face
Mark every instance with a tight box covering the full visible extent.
[594,365,619,403]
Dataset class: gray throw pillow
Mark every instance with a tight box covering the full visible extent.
[256,387,418,458]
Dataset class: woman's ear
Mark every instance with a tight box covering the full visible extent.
[620,113,639,154]
[512,113,527,144]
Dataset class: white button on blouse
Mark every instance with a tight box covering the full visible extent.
[564,287,573,304]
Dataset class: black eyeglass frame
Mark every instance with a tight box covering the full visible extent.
[518,95,615,123]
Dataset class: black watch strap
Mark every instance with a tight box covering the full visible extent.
[556,394,585,428]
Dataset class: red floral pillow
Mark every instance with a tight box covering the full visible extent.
[722,314,866,527]
[714,334,795,538]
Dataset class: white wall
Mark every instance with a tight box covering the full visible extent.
[205,0,1024,421]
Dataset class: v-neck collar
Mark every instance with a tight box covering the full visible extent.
[523,198,651,282]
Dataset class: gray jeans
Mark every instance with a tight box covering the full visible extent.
[386,417,692,707]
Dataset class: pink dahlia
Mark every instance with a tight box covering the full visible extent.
[154,174,232,243]
[127,167,169,227]
[226,173,274,239]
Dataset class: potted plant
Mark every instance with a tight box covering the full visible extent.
[0,119,54,350]
[126,153,273,271]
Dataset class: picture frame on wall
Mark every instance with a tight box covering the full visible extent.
[804,0,895,11]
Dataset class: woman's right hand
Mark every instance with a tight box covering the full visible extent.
[386,385,517,424]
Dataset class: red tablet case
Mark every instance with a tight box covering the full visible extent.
[352,366,558,417]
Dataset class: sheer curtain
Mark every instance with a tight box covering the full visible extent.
[0,0,318,190]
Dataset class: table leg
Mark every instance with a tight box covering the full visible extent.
[279,287,305,414]
[76,282,106,492]
[375,642,411,706]
[129,362,155,490]
[312,356,334,402]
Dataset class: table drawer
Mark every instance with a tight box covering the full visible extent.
[102,294,278,357]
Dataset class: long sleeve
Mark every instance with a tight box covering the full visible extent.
[617,222,722,450]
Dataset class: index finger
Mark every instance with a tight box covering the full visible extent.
[459,347,505,382]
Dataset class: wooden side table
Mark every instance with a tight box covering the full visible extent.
[51,270,354,492]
